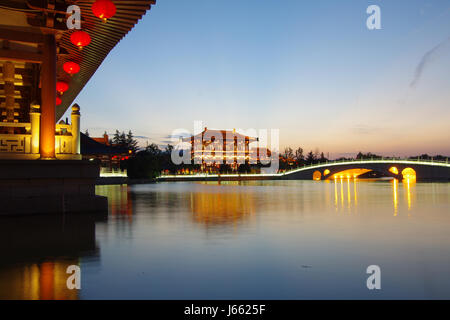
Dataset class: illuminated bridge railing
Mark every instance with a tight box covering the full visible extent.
[278,158,450,176]
[157,158,450,180]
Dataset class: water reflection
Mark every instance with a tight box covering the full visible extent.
[332,178,416,216]
[91,181,450,299]
[0,261,79,300]
[393,179,398,216]
[190,187,255,225]
[333,177,359,213]
[404,179,413,212]
[2,179,448,300]
[394,178,416,216]
[96,185,133,219]
[0,214,101,300]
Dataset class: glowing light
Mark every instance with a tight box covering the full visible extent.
[330,169,371,180]
[63,62,80,75]
[334,179,338,209]
[92,0,116,22]
[347,177,351,208]
[70,30,91,49]
[403,178,414,211]
[56,81,69,94]
[313,171,321,181]
[56,97,62,106]
[401,168,416,181]
[389,166,399,175]
[393,179,398,216]
[324,169,330,176]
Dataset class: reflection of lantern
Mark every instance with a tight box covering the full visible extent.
[63,62,80,75]
[56,81,69,94]
[92,0,116,22]
[56,97,62,106]
[70,30,91,49]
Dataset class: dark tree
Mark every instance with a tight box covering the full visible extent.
[306,151,316,164]
[126,130,138,153]
[356,152,381,160]
[294,147,304,163]
[145,143,161,156]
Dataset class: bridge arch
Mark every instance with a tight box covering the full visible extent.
[280,159,450,181]
[389,166,399,175]
[329,168,372,180]
[401,167,416,180]
[157,159,450,182]
[313,171,321,181]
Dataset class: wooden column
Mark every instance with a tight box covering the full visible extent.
[40,33,56,159]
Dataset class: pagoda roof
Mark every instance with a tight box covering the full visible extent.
[182,128,258,143]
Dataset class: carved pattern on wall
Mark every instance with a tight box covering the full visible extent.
[0,137,25,153]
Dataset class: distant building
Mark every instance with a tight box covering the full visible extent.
[91,133,110,146]
[81,133,129,176]
[182,127,270,171]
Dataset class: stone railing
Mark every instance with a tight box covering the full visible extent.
[0,105,81,160]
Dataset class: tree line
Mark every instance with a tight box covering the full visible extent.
[279,147,329,170]
[84,129,448,179]
[85,129,139,153]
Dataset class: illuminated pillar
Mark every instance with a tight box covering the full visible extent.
[2,61,15,134]
[30,103,41,154]
[71,104,80,154]
[40,33,56,159]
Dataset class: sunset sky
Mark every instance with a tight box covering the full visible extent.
[69,0,450,158]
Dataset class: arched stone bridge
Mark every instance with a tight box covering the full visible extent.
[157,159,450,182]
[279,159,450,181]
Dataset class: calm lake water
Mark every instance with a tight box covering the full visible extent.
[1,179,450,299]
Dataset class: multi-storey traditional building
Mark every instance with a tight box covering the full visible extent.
[182,127,270,171]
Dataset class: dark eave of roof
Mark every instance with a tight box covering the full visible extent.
[56,0,156,120]
[182,129,259,143]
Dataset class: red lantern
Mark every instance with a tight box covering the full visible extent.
[70,30,91,49]
[56,81,69,94]
[92,0,116,22]
[56,97,62,106]
[63,61,80,75]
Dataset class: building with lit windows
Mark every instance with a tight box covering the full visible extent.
[182,127,270,172]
